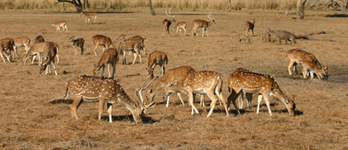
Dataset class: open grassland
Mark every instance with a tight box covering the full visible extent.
[0,9,347,149]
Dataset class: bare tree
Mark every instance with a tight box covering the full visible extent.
[56,0,83,12]
[84,0,90,9]
[297,0,308,19]
[228,0,231,12]
[149,0,156,15]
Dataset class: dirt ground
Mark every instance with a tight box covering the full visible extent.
[0,9,347,149]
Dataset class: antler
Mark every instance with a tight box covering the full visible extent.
[207,11,213,20]
[165,8,175,18]
[135,76,158,107]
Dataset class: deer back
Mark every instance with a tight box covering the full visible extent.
[14,37,30,46]
[92,35,113,47]
[94,48,118,73]
[34,35,45,43]
[0,38,15,48]
[183,71,222,93]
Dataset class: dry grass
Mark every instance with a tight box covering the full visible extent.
[0,9,348,149]
[1,0,297,11]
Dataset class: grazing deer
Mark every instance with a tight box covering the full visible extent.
[244,19,255,36]
[34,35,45,43]
[173,22,187,34]
[93,48,118,78]
[118,38,143,65]
[69,36,85,55]
[38,42,59,75]
[92,35,114,56]
[192,12,216,37]
[227,68,296,116]
[80,12,99,24]
[162,9,176,36]
[52,21,68,32]
[0,38,14,63]
[301,60,328,79]
[23,42,59,66]
[145,51,168,79]
[13,36,31,57]
[181,71,229,117]
[285,48,328,79]
[127,35,148,55]
[63,75,155,123]
[140,66,196,107]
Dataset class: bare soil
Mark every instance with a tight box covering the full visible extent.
[0,9,347,149]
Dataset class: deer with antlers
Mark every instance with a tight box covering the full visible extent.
[63,75,155,123]
[0,38,14,63]
[52,21,68,32]
[13,36,31,57]
[244,19,255,36]
[162,9,176,36]
[192,12,216,37]
[173,22,187,34]
[285,48,328,79]
[93,48,118,78]
[39,42,59,75]
[80,12,99,24]
[92,35,114,56]
[69,36,85,55]
[227,68,296,116]
[145,51,168,79]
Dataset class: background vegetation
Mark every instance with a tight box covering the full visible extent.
[0,0,297,12]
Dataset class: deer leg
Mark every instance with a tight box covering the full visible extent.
[302,67,308,79]
[0,51,9,63]
[101,65,105,77]
[81,45,84,55]
[206,91,219,117]
[161,63,165,76]
[252,29,254,36]
[122,51,127,65]
[202,28,205,37]
[71,96,83,119]
[93,45,99,56]
[188,91,200,115]
[64,25,68,31]
[165,93,172,107]
[51,58,58,75]
[177,93,185,106]
[107,64,112,77]
[263,95,273,116]
[98,99,106,120]
[287,60,295,75]
[227,89,242,115]
[256,94,263,114]
[111,61,116,78]
[107,103,113,122]
[131,51,137,65]
[246,93,253,108]
[215,90,230,117]
[200,95,205,107]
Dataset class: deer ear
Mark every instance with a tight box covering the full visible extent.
[148,88,152,93]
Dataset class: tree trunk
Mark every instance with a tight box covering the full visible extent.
[149,0,156,15]
[56,0,83,13]
[297,0,307,19]
[228,0,231,12]
[63,2,66,12]
[343,0,347,12]
[84,0,90,9]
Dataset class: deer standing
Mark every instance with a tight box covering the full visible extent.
[39,42,59,75]
[285,48,327,79]
[227,68,296,116]
[69,36,85,55]
[92,35,114,56]
[180,71,229,117]
[52,21,68,32]
[13,36,31,57]
[173,22,187,34]
[127,36,148,55]
[0,38,14,63]
[63,75,155,123]
[192,12,216,37]
[80,12,99,24]
[145,51,168,79]
[244,19,255,36]
[93,48,118,78]
[162,9,176,36]
[118,37,143,65]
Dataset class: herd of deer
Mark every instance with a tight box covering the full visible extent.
[0,10,330,124]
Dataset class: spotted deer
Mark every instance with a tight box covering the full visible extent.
[39,42,59,75]
[63,75,155,123]
[13,36,31,57]
[92,35,114,56]
[52,21,68,32]
[244,19,255,36]
[192,12,216,37]
[162,9,176,36]
[173,22,187,34]
[118,37,143,65]
[138,66,196,108]
[127,35,148,55]
[227,68,296,116]
[69,36,85,55]
[285,48,328,79]
[93,48,118,78]
[34,35,45,43]
[23,42,59,66]
[180,71,229,117]
[0,38,14,63]
[80,12,99,24]
[145,51,168,79]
